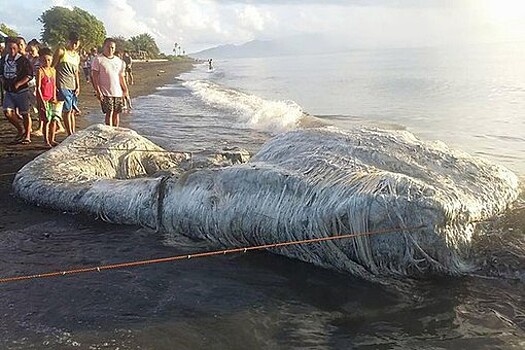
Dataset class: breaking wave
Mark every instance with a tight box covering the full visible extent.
[183,80,305,132]
[13,125,521,280]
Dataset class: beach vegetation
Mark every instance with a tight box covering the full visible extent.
[113,35,134,52]
[6,7,164,59]
[159,54,186,61]
[0,23,19,37]
[129,33,161,59]
[39,6,106,50]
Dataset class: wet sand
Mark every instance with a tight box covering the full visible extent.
[0,58,195,232]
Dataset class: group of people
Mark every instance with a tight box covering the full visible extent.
[0,32,133,147]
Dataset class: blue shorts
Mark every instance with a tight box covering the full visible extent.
[3,90,30,115]
[57,88,78,112]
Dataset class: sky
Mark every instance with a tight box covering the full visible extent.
[1,0,525,54]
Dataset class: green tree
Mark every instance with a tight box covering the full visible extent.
[0,23,19,37]
[129,33,160,59]
[113,36,133,53]
[39,6,106,50]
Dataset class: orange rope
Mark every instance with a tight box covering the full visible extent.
[0,172,17,177]
[0,224,427,284]
[70,145,200,154]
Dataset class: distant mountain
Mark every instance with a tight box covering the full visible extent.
[191,34,349,59]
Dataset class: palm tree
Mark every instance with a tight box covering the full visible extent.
[129,33,160,59]
[0,23,19,37]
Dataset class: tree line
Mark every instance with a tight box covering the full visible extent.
[2,6,181,60]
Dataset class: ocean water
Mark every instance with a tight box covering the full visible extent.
[131,42,525,175]
[1,44,524,349]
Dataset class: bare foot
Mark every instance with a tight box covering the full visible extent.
[56,123,66,134]
[50,140,60,147]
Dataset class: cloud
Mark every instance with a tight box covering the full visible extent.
[212,0,461,9]
[5,0,525,54]
[236,5,271,32]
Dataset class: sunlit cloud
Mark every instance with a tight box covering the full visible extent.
[4,0,525,53]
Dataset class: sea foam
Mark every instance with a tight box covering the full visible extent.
[184,80,304,132]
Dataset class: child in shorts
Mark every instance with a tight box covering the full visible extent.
[36,48,61,147]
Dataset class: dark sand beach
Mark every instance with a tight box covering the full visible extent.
[1,52,524,348]
[0,59,195,234]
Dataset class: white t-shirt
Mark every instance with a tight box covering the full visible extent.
[91,54,125,97]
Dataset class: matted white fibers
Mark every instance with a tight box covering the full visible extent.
[13,125,189,228]
[13,125,521,278]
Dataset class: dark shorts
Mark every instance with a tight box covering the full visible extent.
[3,90,30,115]
[57,88,78,112]
[101,96,123,114]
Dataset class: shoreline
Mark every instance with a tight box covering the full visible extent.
[0,58,196,231]
[78,58,196,126]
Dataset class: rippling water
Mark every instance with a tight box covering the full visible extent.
[2,44,524,349]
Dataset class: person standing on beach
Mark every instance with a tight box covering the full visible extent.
[36,47,60,147]
[26,39,40,72]
[116,50,132,111]
[0,37,33,144]
[91,38,129,127]
[0,42,5,105]
[88,47,97,72]
[15,37,34,119]
[53,31,81,135]
[123,51,133,85]
[81,51,91,83]
[26,40,42,135]
[15,37,27,56]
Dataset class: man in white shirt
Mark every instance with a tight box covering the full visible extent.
[91,38,129,127]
